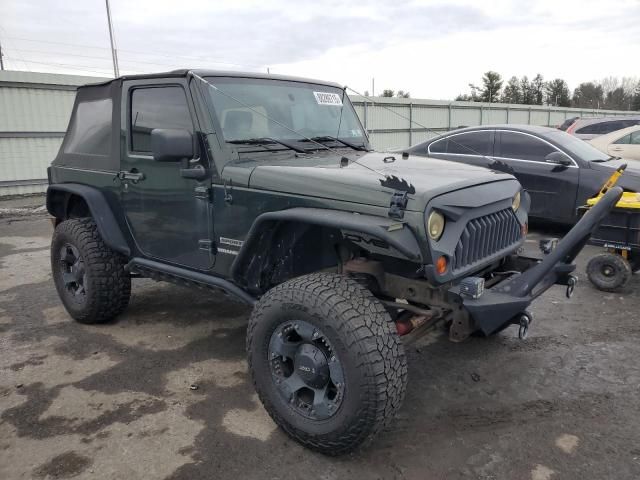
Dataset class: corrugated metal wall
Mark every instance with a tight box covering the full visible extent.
[0,71,108,195]
[351,95,640,151]
[1,71,639,195]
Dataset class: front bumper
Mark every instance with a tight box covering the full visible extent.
[448,186,623,337]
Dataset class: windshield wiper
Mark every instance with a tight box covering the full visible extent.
[227,137,307,154]
[302,136,369,151]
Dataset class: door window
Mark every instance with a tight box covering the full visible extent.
[130,86,194,153]
[614,134,631,144]
[429,131,492,156]
[631,131,640,145]
[429,138,447,153]
[499,132,556,162]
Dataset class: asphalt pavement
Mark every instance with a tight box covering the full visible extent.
[1,206,639,480]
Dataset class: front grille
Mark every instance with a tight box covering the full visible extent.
[452,209,522,271]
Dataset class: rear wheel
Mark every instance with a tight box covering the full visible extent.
[51,218,131,323]
[586,252,632,292]
[247,273,407,455]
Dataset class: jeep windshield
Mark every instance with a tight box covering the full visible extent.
[203,76,368,152]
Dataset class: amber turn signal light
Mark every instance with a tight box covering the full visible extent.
[436,256,447,275]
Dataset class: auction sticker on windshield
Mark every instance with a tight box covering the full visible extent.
[313,91,343,106]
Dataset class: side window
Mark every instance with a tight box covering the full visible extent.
[446,131,492,156]
[499,132,556,162]
[130,86,193,153]
[576,122,604,135]
[631,131,640,145]
[599,121,625,134]
[65,98,112,156]
[429,138,447,153]
[614,134,631,145]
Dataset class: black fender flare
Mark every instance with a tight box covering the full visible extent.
[231,207,423,282]
[46,183,131,256]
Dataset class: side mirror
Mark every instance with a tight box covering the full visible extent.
[545,151,572,166]
[151,128,194,162]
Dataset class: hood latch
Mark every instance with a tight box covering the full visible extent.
[388,191,409,219]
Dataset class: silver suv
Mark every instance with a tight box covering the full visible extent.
[567,116,640,140]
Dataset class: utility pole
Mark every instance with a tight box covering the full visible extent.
[372,78,375,97]
[0,39,4,71]
[105,0,119,77]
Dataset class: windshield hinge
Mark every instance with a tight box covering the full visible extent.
[388,191,409,219]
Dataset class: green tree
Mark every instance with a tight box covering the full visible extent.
[572,82,604,108]
[381,89,394,97]
[520,76,534,104]
[531,74,545,105]
[396,90,410,98]
[633,82,640,111]
[604,87,630,110]
[545,79,571,106]
[501,76,522,104]
[478,71,503,102]
[455,93,475,101]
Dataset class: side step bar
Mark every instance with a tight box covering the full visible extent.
[127,257,256,306]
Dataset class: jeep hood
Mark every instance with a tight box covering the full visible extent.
[223,151,516,211]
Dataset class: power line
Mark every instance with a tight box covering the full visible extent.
[3,57,118,76]
[1,35,265,69]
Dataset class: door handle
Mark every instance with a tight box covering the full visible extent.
[117,169,146,183]
[180,164,208,180]
[611,147,623,152]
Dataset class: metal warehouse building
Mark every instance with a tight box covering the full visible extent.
[1,70,638,196]
[0,71,108,196]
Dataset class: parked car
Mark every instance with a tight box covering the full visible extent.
[406,125,640,225]
[557,116,579,131]
[588,125,640,161]
[566,116,640,140]
[46,70,619,455]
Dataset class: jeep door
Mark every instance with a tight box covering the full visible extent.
[119,78,215,269]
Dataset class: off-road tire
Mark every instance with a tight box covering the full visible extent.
[586,252,632,292]
[247,273,407,455]
[51,218,131,323]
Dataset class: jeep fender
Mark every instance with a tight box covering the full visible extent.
[231,207,423,286]
[47,184,131,256]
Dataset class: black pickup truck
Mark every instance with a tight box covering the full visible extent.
[46,69,621,454]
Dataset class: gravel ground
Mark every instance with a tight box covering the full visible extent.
[1,213,639,480]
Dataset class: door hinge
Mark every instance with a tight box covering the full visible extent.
[194,185,212,201]
[388,191,409,219]
[198,239,216,253]
[223,180,233,204]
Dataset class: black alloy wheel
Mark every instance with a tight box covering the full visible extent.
[269,320,344,420]
[59,243,87,303]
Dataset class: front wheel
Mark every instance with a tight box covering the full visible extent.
[247,273,407,455]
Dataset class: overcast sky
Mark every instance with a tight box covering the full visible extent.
[1,0,638,99]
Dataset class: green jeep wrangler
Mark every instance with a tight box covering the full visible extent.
[46,69,621,454]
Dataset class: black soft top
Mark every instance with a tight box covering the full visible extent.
[79,69,342,90]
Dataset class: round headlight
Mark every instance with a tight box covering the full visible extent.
[512,191,521,212]
[427,211,445,241]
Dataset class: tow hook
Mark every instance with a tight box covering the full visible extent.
[566,275,578,299]
[516,311,533,340]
